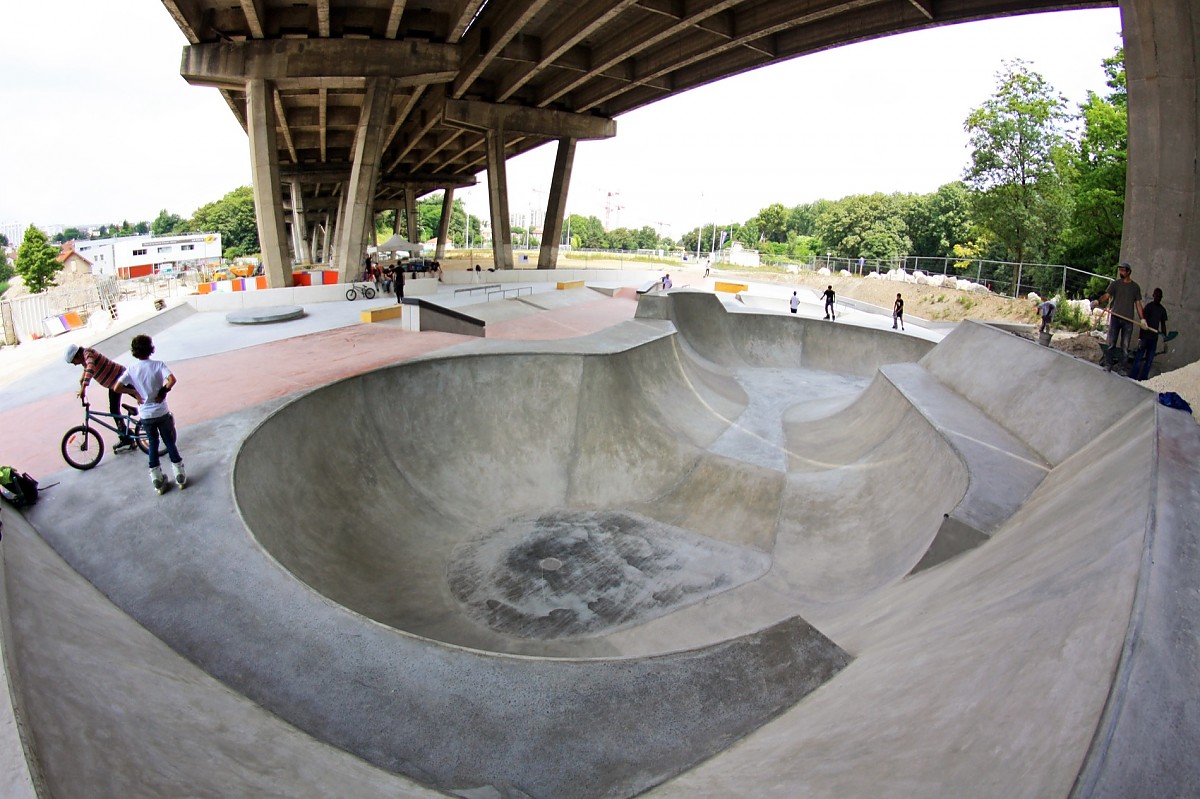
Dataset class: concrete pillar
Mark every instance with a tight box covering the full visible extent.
[405,188,420,245]
[1120,0,1200,366]
[321,213,332,264]
[289,181,309,266]
[486,129,514,270]
[335,77,394,283]
[538,137,577,270]
[331,200,345,267]
[247,78,293,287]
[436,188,455,260]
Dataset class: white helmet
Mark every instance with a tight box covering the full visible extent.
[65,344,82,364]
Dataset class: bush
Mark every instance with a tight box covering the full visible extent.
[1053,297,1094,332]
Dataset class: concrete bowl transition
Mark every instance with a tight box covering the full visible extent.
[7,291,1198,798]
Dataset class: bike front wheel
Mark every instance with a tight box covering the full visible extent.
[133,421,169,457]
[62,425,104,470]
[346,288,358,301]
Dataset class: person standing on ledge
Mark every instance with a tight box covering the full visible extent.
[893,293,905,330]
[1095,261,1144,369]
[823,285,836,320]
[789,291,799,314]
[1129,287,1168,381]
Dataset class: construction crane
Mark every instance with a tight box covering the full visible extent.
[604,191,624,231]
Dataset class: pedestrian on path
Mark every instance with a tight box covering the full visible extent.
[66,344,135,451]
[396,264,405,303]
[893,293,905,330]
[823,285,836,320]
[117,335,186,494]
[790,291,799,314]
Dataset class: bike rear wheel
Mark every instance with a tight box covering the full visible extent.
[62,425,104,470]
[133,421,169,457]
[363,287,376,299]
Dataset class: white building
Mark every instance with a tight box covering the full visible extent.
[73,233,222,279]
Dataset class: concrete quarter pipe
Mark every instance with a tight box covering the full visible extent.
[4,291,1198,797]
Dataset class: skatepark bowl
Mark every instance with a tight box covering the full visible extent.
[4,290,1198,797]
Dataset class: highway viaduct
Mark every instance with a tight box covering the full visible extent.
[163,0,1199,364]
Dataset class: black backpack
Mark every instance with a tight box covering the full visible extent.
[0,466,38,508]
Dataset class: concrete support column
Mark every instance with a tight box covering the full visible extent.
[486,129,514,270]
[247,78,293,287]
[1120,0,1200,366]
[321,213,332,264]
[436,188,455,260]
[331,199,345,267]
[538,137,577,270]
[289,181,309,265]
[335,77,394,283]
[404,188,420,245]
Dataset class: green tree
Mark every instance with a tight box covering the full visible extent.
[0,234,13,283]
[152,209,185,236]
[1057,48,1127,282]
[15,226,62,293]
[905,182,974,258]
[190,186,259,258]
[814,193,912,259]
[635,225,659,250]
[52,227,87,244]
[567,214,606,248]
[755,203,789,243]
[963,60,1071,264]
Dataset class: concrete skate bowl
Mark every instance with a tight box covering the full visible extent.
[228,294,1200,797]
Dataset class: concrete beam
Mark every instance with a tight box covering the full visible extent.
[538,138,576,269]
[181,39,458,90]
[486,129,514,271]
[906,0,934,19]
[336,77,395,282]
[247,79,293,288]
[436,189,454,260]
[404,188,419,244]
[443,98,615,140]
[1120,0,1200,368]
[289,181,308,262]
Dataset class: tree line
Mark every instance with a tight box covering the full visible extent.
[7,49,1123,299]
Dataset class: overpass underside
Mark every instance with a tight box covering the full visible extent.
[164,0,1199,363]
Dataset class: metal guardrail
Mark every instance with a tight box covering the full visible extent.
[487,286,532,301]
[454,283,501,295]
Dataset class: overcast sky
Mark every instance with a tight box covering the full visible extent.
[0,3,1122,239]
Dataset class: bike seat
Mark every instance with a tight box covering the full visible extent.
[122,404,139,416]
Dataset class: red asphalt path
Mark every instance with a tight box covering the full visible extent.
[4,294,637,480]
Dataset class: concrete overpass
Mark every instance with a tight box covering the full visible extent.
[163,0,1199,364]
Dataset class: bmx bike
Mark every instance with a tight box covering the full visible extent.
[61,399,166,470]
[345,283,377,301]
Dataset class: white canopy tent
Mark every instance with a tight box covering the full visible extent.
[378,234,424,255]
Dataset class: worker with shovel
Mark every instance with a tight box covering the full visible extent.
[1095,262,1145,371]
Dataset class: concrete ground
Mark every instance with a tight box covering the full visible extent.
[1,274,1197,798]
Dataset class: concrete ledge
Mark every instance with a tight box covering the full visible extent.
[359,306,403,324]
[225,306,305,325]
[556,280,586,290]
[406,277,439,297]
[714,281,748,294]
[410,299,485,337]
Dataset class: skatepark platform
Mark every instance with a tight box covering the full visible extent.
[1,284,1197,798]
